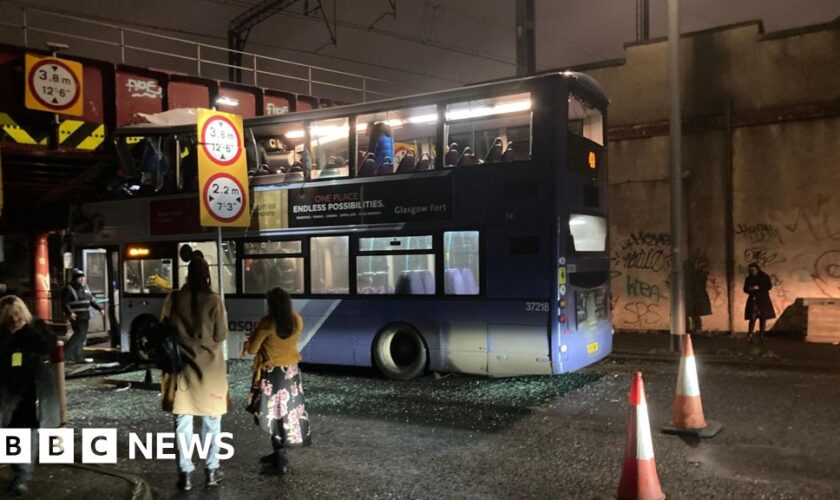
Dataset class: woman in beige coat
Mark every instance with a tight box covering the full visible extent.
[161,257,228,491]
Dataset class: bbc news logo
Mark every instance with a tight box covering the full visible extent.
[0,429,235,464]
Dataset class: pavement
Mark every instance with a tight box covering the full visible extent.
[612,330,840,371]
[3,332,840,499]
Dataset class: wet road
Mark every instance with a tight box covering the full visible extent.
[5,357,840,499]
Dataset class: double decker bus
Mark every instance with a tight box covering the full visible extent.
[75,71,610,379]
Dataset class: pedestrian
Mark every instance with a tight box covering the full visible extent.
[61,268,104,363]
[0,296,56,496]
[685,258,712,334]
[160,257,229,491]
[743,262,776,343]
[243,287,311,476]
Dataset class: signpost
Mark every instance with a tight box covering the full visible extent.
[196,109,250,360]
[24,54,84,116]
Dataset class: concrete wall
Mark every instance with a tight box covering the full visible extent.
[585,20,840,332]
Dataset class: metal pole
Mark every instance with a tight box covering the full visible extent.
[196,44,202,76]
[21,8,28,47]
[668,0,686,349]
[174,135,181,190]
[636,0,650,41]
[120,29,126,64]
[362,77,367,103]
[216,227,228,360]
[515,0,536,77]
[253,54,258,86]
[307,66,313,96]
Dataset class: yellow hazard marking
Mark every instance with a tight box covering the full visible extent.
[125,136,143,145]
[11,352,22,367]
[0,113,40,145]
[76,124,105,150]
[587,341,599,354]
[58,119,84,142]
[58,120,105,150]
[558,266,567,285]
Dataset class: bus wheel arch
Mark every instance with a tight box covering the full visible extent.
[129,314,159,363]
[372,322,429,380]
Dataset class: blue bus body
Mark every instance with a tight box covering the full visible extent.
[77,72,610,377]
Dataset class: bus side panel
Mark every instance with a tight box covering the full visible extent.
[558,319,611,373]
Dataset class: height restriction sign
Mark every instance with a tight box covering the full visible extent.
[24,54,84,116]
[197,109,250,227]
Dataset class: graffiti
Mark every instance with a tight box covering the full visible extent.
[743,247,786,268]
[768,200,840,243]
[126,78,163,99]
[622,302,663,327]
[622,248,670,272]
[735,223,781,244]
[707,275,726,308]
[812,250,840,297]
[626,275,667,301]
[620,231,671,251]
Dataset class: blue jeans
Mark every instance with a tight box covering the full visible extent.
[174,414,222,473]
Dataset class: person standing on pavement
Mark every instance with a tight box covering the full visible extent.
[61,268,104,363]
[160,257,229,491]
[0,296,56,496]
[743,262,776,344]
[243,287,311,476]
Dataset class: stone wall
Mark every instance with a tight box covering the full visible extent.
[580,20,840,332]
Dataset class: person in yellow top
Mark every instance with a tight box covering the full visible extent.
[243,287,311,476]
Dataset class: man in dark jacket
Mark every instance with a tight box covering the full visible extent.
[62,268,104,363]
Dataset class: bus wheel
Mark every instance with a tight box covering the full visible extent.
[129,314,159,364]
[373,323,428,380]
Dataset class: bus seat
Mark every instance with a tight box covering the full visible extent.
[444,143,460,167]
[376,158,394,175]
[415,153,432,171]
[284,164,305,183]
[396,151,416,174]
[457,147,477,167]
[419,270,435,294]
[409,271,426,295]
[445,268,465,295]
[358,154,377,177]
[264,151,290,173]
[461,268,478,294]
[502,141,528,162]
[320,159,341,178]
[485,138,503,163]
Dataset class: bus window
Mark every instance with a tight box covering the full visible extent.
[576,287,608,329]
[444,93,531,166]
[356,105,438,176]
[242,240,304,294]
[124,258,173,294]
[357,236,435,295]
[310,117,350,180]
[310,236,349,294]
[249,121,306,180]
[177,241,237,293]
[444,231,480,295]
[568,93,603,146]
[569,214,607,252]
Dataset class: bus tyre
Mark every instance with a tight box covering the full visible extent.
[129,314,159,364]
[373,324,428,380]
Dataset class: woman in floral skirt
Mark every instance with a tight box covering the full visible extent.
[243,287,311,475]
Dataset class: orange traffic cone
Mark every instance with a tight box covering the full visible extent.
[662,335,722,438]
[617,372,665,500]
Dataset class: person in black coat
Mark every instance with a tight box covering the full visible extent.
[0,295,56,496]
[743,263,776,343]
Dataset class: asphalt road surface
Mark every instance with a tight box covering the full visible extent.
[4,357,839,499]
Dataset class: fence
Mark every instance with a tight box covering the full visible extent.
[0,1,410,103]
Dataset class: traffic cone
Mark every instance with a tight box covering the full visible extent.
[662,335,722,438]
[617,372,665,500]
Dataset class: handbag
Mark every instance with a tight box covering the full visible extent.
[151,291,185,374]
